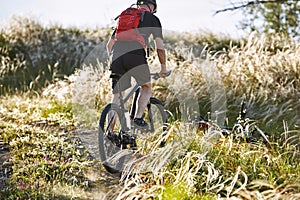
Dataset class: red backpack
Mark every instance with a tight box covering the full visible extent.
[115,5,149,48]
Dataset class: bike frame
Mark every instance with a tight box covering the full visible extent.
[115,80,141,131]
[112,71,171,131]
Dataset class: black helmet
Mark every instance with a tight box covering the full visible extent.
[137,0,157,12]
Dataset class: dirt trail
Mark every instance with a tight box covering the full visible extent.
[71,128,101,160]
[69,128,122,199]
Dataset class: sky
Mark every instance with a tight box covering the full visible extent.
[0,0,245,38]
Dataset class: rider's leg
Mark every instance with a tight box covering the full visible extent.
[135,82,151,119]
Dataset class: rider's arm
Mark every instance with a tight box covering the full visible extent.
[154,37,167,76]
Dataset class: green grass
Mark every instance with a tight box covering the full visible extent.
[0,94,98,199]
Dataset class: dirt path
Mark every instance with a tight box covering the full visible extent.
[71,128,101,160]
[69,128,122,199]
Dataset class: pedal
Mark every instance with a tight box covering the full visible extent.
[122,133,137,149]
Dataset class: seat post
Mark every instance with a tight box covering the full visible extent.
[116,81,126,111]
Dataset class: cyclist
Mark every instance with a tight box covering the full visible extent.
[106,0,169,128]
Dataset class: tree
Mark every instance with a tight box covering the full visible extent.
[216,0,300,37]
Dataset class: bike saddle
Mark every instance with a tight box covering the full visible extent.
[110,73,122,80]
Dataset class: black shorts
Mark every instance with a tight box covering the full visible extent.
[110,52,150,94]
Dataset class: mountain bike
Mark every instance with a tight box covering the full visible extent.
[195,98,271,144]
[98,71,171,174]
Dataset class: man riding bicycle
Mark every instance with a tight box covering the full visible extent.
[106,0,169,128]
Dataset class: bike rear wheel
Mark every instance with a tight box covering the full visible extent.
[98,103,127,174]
[99,98,168,174]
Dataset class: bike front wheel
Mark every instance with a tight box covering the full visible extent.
[145,97,168,133]
[135,97,168,149]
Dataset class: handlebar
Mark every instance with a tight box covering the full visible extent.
[111,70,172,81]
[150,70,172,80]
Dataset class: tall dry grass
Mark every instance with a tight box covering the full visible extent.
[147,31,299,133]
[216,32,300,131]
